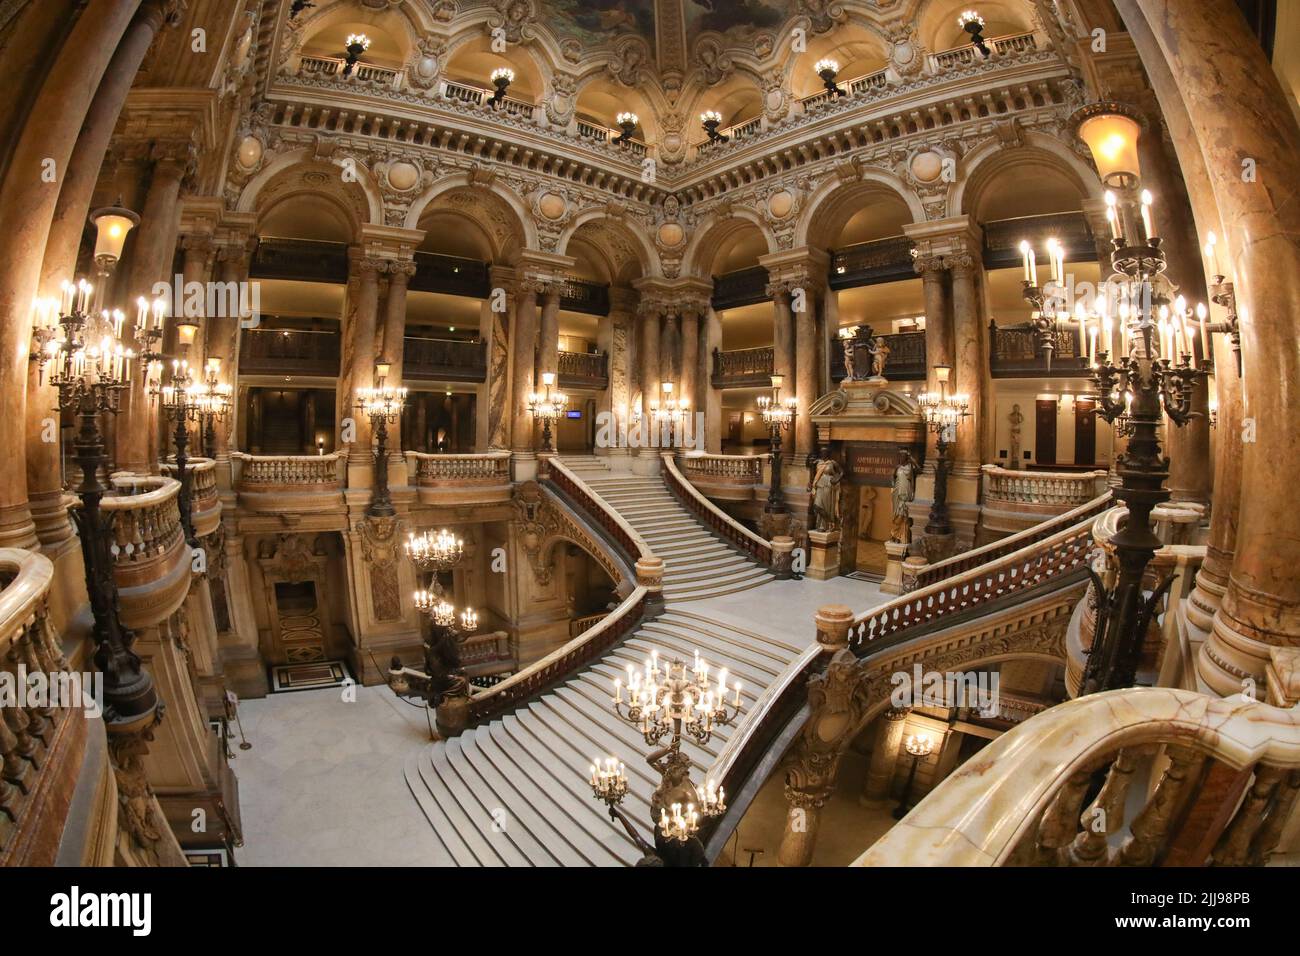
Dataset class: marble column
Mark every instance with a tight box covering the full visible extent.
[638,305,662,464]
[380,261,416,465]
[916,256,952,461]
[538,286,561,378]
[863,708,910,801]
[769,283,796,382]
[119,148,191,475]
[599,289,636,462]
[702,305,723,454]
[795,286,820,458]
[679,305,700,449]
[1117,0,1300,692]
[1168,376,1212,506]
[658,310,680,390]
[510,281,540,462]
[340,255,382,474]
[207,239,253,476]
[949,253,984,479]
[0,0,142,547]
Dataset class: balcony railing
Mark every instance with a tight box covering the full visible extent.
[298,54,404,90]
[931,31,1039,71]
[250,238,350,284]
[558,277,610,316]
[830,330,927,382]
[403,337,487,383]
[160,457,221,538]
[99,475,191,629]
[240,328,341,377]
[557,350,608,389]
[439,79,537,120]
[712,346,774,388]
[990,322,1088,377]
[983,212,1097,270]
[409,251,491,298]
[829,236,916,289]
[407,451,511,505]
[711,266,770,311]
[575,120,648,156]
[983,465,1110,508]
[677,452,766,505]
[459,630,514,678]
[231,452,345,514]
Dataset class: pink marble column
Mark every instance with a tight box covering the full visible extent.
[679,305,700,427]
[380,261,416,462]
[639,305,662,459]
[339,255,383,457]
[795,287,820,457]
[510,281,540,456]
[0,0,142,547]
[702,305,723,454]
[206,240,254,467]
[1118,0,1300,690]
[949,253,984,479]
[538,287,561,378]
[915,256,953,463]
[119,148,191,475]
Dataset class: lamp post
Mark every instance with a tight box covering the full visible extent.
[29,281,157,725]
[892,733,934,819]
[758,374,797,518]
[156,357,201,545]
[590,648,741,866]
[527,371,568,454]
[342,32,370,77]
[1067,102,1211,695]
[917,365,969,539]
[813,58,846,97]
[356,361,407,518]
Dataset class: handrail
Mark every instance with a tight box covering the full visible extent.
[678,452,765,484]
[469,587,648,723]
[982,464,1108,506]
[544,458,653,564]
[906,491,1112,592]
[406,450,510,483]
[0,548,55,646]
[232,451,343,486]
[662,453,773,565]
[855,686,1300,867]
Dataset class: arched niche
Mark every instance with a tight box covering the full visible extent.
[443,33,545,102]
[557,213,657,283]
[296,3,414,70]
[573,75,659,144]
[241,156,376,238]
[415,210,496,261]
[257,193,356,244]
[405,177,536,260]
[798,177,922,250]
[683,216,774,279]
[788,21,891,98]
[692,73,764,140]
[917,0,1038,54]
[956,138,1100,222]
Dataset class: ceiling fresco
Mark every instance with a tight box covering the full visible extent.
[540,0,657,49]
[683,0,789,37]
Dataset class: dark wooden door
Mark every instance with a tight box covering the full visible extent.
[1035,399,1057,465]
[1074,398,1097,465]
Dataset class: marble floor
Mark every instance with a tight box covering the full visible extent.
[235,573,887,867]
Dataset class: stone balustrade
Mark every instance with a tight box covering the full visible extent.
[406,451,511,506]
[459,630,514,678]
[99,476,191,630]
[568,612,607,638]
[856,686,1300,866]
[662,453,773,566]
[0,548,84,865]
[231,452,345,514]
[160,457,221,538]
[980,465,1110,540]
[677,452,766,504]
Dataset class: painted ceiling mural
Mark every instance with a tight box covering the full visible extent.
[683,0,789,37]
[540,0,657,49]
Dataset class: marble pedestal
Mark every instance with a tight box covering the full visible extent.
[881,540,910,594]
[806,529,842,580]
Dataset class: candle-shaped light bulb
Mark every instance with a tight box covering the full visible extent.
[1019,240,1032,283]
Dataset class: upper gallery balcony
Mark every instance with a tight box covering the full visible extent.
[97,475,191,630]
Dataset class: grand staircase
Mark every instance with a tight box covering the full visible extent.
[403,454,788,865]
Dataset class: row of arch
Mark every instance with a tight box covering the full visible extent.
[240,132,1101,280]
[287,0,1047,146]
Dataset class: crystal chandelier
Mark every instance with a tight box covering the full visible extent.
[813,58,845,97]
[700,109,728,144]
[342,33,371,77]
[488,67,514,107]
[405,528,465,581]
[614,112,639,145]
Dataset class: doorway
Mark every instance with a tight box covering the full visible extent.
[1035,400,1057,466]
[1074,398,1097,465]
[272,581,326,664]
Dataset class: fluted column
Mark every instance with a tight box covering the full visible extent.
[702,306,723,453]
[538,286,561,378]
[381,260,416,464]
[0,0,142,547]
[119,147,192,475]
[949,252,984,479]
[510,280,541,461]
[1115,0,1300,695]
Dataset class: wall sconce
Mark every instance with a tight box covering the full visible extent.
[614,111,639,145]
[342,33,371,77]
[700,110,728,144]
[813,58,846,97]
[89,203,140,269]
[488,67,515,107]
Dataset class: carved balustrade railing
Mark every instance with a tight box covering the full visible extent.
[983,211,1096,269]
[0,548,77,864]
[907,492,1112,592]
[233,452,342,488]
[990,322,1089,376]
[557,350,609,388]
[407,451,511,505]
[982,465,1110,507]
[161,457,221,537]
[403,336,487,383]
[856,686,1300,866]
[829,236,917,288]
[569,613,607,639]
[240,328,341,377]
[437,78,537,119]
[678,453,765,485]
[712,346,774,388]
[711,266,770,311]
[930,31,1039,72]
[459,630,515,677]
[662,453,773,566]
[297,54,403,89]
[96,476,191,629]
[557,277,610,316]
[575,120,648,155]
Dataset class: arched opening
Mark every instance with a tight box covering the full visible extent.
[918,0,1038,55]
[443,34,544,106]
[573,76,657,150]
[694,74,764,147]
[791,21,890,101]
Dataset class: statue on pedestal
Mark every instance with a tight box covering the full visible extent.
[890,450,919,543]
[1008,403,1025,471]
[808,456,843,532]
[867,336,891,381]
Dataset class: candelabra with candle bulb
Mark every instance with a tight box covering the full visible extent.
[29,280,159,727]
[1201,231,1243,377]
[892,733,935,819]
[1017,236,1070,370]
[700,109,729,144]
[757,374,798,521]
[192,357,233,460]
[649,381,690,448]
[614,112,639,145]
[588,647,741,866]
[388,583,481,737]
[342,32,370,76]
[488,67,514,107]
[958,10,992,57]
[814,58,845,97]
[155,356,201,545]
[527,371,568,454]
[1068,102,1210,695]
[356,361,407,518]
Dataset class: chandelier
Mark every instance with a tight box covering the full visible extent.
[355,361,406,518]
[700,110,728,144]
[488,67,514,107]
[614,112,639,145]
[813,58,845,97]
[1017,236,1069,369]
[587,646,741,864]
[916,365,970,543]
[342,33,370,76]
[405,528,465,578]
[527,371,568,454]
[649,381,690,447]
[191,357,233,459]
[958,10,991,57]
